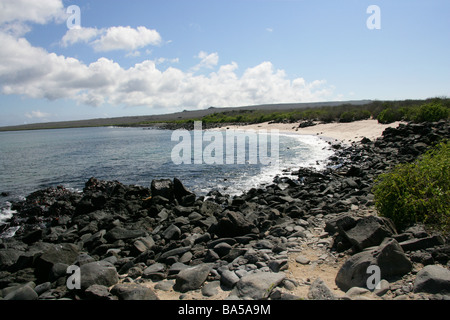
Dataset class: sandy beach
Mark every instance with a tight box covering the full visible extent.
[216,119,405,144]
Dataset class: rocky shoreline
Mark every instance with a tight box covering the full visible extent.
[0,120,449,300]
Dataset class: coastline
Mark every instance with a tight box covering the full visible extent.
[211,119,406,144]
[0,120,449,302]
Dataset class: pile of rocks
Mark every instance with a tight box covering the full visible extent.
[0,120,449,300]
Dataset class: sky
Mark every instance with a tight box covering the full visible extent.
[0,0,449,126]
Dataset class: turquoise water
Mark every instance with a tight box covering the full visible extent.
[0,126,333,219]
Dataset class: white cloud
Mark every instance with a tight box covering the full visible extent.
[192,51,219,71]
[25,110,51,119]
[0,0,65,25]
[155,57,180,65]
[61,27,102,47]
[92,26,162,52]
[61,25,162,53]
[125,50,141,58]
[0,0,65,36]
[0,30,334,110]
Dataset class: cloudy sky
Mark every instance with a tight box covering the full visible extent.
[0,0,449,126]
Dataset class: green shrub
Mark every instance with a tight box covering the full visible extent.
[339,109,371,123]
[377,108,403,124]
[372,140,450,231]
[413,102,449,123]
[339,111,355,123]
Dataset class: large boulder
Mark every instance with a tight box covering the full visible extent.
[151,179,174,201]
[0,249,22,271]
[80,261,119,291]
[308,278,337,300]
[234,272,286,300]
[110,283,159,300]
[324,212,359,235]
[211,211,259,238]
[173,178,195,204]
[3,284,38,300]
[34,243,79,281]
[104,227,146,242]
[342,216,396,251]
[413,265,450,294]
[173,264,212,293]
[335,238,412,292]
[399,235,444,252]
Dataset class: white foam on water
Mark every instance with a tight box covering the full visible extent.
[282,133,335,170]
[0,202,19,238]
[221,133,334,196]
[0,226,20,238]
[0,202,16,225]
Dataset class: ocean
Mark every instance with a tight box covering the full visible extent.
[0,126,334,224]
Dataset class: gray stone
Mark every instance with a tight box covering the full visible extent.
[151,179,174,200]
[75,253,96,266]
[345,287,380,300]
[173,177,195,203]
[162,224,181,240]
[213,211,259,237]
[295,255,310,265]
[202,281,220,297]
[4,284,38,300]
[374,279,390,296]
[80,261,119,291]
[0,249,22,270]
[268,259,288,272]
[343,216,396,251]
[179,251,193,264]
[235,272,286,300]
[34,243,79,281]
[143,263,166,278]
[413,265,450,294]
[255,240,274,250]
[173,264,212,293]
[324,213,359,234]
[214,242,232,257]
[335,238,412,292]
[154,280,175,291]
[159,246,191,261]
[49,262,69,281]
[34,282,52,295]
[104,226,146,242]
[220,270,240,288]
[111,283,159,300]
[84,284,116,300]
[168,262,189,276]
[399,235,444,252]
[307,278,337,300]
[200,200,222,216]
[132,236,155,254]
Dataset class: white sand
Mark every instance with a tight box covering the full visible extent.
[215,119,404,143]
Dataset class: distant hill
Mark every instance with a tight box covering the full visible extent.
[0,100,372,131]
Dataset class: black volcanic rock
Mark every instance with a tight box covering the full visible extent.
[0,120,449,300]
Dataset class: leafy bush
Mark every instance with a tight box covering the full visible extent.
[413,102,449,123]
[377,108,403,124]
[339,109,371,123]
[372,140,450,231]
[339,111,355,123]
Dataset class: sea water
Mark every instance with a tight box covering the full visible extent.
[0,126,333,222]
